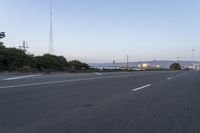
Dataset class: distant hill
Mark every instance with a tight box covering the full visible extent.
[90,60,200,68]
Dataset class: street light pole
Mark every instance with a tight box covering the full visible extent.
[192,49,195,62]
[126,55,129,70]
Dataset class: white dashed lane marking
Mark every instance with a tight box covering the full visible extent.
[133,84,152,92]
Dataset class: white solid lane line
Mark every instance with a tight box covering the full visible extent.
[0,74,144,89]
[133,84,152,92]
[3,74,43,81]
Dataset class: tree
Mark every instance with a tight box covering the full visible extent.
[0,32,5,39]
[0,42,5,49]
[170,63,181,70]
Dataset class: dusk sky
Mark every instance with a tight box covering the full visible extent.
[1,0,200,63]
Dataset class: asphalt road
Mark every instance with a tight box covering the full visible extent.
[0,71,200,133]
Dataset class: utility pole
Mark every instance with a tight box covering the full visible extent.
[49,0,54,54]
[192,49,195,70]
[123,53,126,69]
[126,55,129,70]
[177,57,180,62]
[19,41,29,52]
[113,60,116,69]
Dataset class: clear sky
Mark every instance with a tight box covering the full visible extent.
[1,0,200,63]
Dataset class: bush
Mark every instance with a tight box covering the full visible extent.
[35,54,67,71]
[170,63,181,70]
[68,60,90,70]
[0,47,35,71]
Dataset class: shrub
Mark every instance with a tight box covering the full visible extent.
[0,47,35,71]
[68,60,90,70]
[170,63,181,70]
[35,54,67,71]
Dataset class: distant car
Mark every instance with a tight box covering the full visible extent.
[184,68,190,71]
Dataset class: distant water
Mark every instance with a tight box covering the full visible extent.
[90,60,200,68]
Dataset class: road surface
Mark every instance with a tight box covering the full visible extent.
[0,71,200,133]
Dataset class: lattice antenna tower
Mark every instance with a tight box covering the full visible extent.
[49,0,54,54]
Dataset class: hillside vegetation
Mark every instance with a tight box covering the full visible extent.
[0,42,91,72]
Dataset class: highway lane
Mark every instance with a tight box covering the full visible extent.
[0,71,199,133]
[0,71,179,88]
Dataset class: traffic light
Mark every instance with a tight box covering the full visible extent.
[0,32,5,39]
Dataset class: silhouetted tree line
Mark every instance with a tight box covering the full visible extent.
[0,42,90,72]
